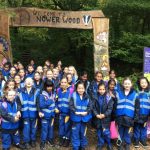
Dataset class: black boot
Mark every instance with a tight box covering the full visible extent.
[63,139,70,147]
[48,139,55,147]
[80,147,86,150]
[107,145,113,150]
[59,137,65,146]
[15,143,26,149]
[118,145,123,150]
[125,144,130,150]
[140,140,148,148]
[30,141,36,148]
[24,143,30,149]
[40,142,46,150]
[96,146,103,150]
[134,140,139,148]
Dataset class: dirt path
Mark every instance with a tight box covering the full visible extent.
[1,127,150,150]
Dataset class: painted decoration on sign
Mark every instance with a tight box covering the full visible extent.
[0,36,9,51]
[96,31,108,43]
[101,55,109,71]
[82,15,91,26]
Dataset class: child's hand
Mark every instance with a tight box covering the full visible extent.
[100,114,105,119]
[16,111,21,118]
[81,112,88,116]
[39,112,44,118]
[55,108,59,113]
[96,114,101,119]
[109,92,115,98]
[14,116,19,122]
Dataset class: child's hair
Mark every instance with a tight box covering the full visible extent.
[3,62,11,69]
[3,79,16,95]
[122,77,133,91]
[109,69,116,75]
[80,70,88,77]
[98,82,106,90]
[5,89,16,97]
[137,76,149,91]
[34,71,41,78]
[60,77,68,82]
[43,80,54,91]
[66,73,73,78]
[108,79,116,88]
[25,77,34,85]
[14,74,21,79]
[95,71,103,77]
[122,77,132,85]
[27,64,34,69]
[19,68,25,73]
[46,69,52,72]
[75,81,86,91]
[68,66,78,77]
[10,67,17,74]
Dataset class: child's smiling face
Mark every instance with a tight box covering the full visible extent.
[95,73,103,82]
[140,79,148,90]
[8,81,15,90]
[46,86,53,93]
[14,75,21,84]
[98,85,106,95]
[109,82,116,91]
[25,78,33,88]
[123,79,132,91]
[77,84,85,96]
[60,78,68,90]
[46,70,53,79]
[7,90,16,102]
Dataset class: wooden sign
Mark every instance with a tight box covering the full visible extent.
[9,7,104,29]
[0,7,110,76]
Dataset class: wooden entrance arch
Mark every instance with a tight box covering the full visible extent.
[0,7,109,76]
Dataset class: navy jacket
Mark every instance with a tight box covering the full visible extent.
[92,93,114,129]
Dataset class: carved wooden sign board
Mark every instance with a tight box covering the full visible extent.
[0,7,109,76]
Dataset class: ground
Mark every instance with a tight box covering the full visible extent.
[1,126,150,150]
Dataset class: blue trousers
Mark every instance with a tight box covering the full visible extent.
[59,114,71,139]
[133,123,147,142]
[118,125,131,144]
[97,127,111,147]
[41,118,54,142]
[23,118,38,143]
[2,130,20,149]
[72,122,88,150]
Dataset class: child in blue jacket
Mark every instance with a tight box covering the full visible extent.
[1,89,25,150]
[19,77,40,149]
[56,77,73,147]
[92,83,114,150]
[88,71,105,100]
[115,77,137,150]
[38,80,56,150]
[70,81,92,150]
[134,77,150,148]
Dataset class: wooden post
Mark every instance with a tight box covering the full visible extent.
[92,18,110,78]
[0,12,11,64]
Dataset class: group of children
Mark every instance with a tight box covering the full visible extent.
[0,60,150,150]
